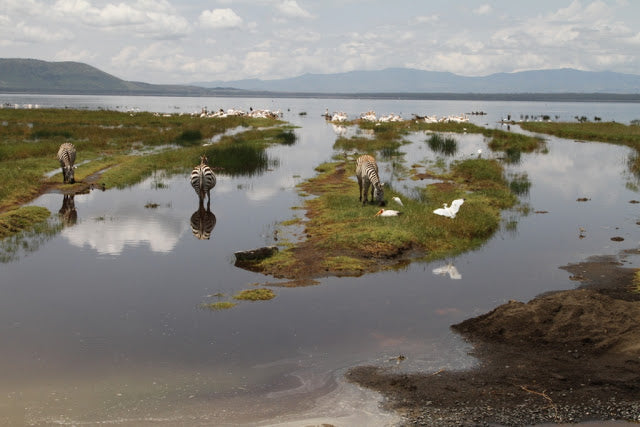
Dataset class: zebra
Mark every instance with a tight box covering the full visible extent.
[57,142,76,184]
[190,154,217,208]
[190,204,217,240]
[355,154,385,206]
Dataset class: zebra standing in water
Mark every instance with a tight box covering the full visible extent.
[355,154,385,206]
[57,142,76,184]
[190,154,217,208]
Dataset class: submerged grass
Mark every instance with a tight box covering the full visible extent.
[0,207,62,263]
[427,134,458,155]
[520,121,640,173]
[334,120,544,156]
[200,301,238,311]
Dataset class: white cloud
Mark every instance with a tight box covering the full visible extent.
[473,4,492,15]
[97,3,148,26]
[14,21,74,43]
[54,48,97,62]
[276,0,312,19]
[52,0,190,39]
[413,15,438,24]
[199,8,243,29]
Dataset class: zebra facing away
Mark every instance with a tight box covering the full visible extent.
[355,154,385,206]
[57,142,76,184]
[190,154,217,207]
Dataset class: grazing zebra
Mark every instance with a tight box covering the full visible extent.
[190,204,217,240]
[355,154,385,206]
[57,142,76,184]
[190,154,217,207]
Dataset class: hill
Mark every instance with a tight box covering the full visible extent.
[0,58,244,96]
[195,67,640,94]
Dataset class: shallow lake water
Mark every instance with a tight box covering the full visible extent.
[1,95,640,425]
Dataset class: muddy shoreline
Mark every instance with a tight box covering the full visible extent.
[347,254,640,426]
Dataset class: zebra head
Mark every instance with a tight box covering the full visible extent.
[373,182,385,206]
[200,154,209,165]
[64,165,75,184]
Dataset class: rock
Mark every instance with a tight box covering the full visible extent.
[234,246,278,262]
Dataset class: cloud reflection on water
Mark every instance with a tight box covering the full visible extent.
[62,210,188,256]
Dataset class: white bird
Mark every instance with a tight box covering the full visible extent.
[432,263,462,280]
[375,209,402,217]
[433,198,464,218]
[392,196,404,206]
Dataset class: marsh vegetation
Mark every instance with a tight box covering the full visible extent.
[246,120,527,279]
[520,121,640,172]
[0,108,294,239]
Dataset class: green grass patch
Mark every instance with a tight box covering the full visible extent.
[0,108,288,207]
[200,301,237,311]
[233,288,276,301]
[0,206,52,239]
[0,206,62,263]
[248,155,517,279]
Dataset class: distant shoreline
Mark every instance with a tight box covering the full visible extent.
[1,90,639,103]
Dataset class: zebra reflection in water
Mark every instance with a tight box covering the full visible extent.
[190,204,216,240]
[58,194,77,226]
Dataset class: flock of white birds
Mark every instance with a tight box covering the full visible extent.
[196,107,283,119]
[325,109,469,124]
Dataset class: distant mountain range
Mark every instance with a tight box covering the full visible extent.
[2,58,640,100]
[194,68,640,94]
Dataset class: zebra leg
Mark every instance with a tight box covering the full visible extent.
[362,180,370,205]
[357,175,363,202]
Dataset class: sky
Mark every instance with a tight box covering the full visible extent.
[1,0,639,84]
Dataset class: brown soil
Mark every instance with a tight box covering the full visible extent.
[347,254,640,425]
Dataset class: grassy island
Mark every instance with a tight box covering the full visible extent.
[0,108,293,240]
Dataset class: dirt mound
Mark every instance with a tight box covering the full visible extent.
[347,256,640,425]
[454,289,640,355]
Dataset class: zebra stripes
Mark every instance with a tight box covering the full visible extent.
[355,154,385,206]
[57,142,76,184]
[190,205,217,240]
[190,154,217,207]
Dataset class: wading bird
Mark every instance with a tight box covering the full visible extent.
[392,196,404,206]
[375,209,402,217]
[433,198,464,218]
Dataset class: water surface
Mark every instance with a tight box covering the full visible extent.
[1,95,640,425]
